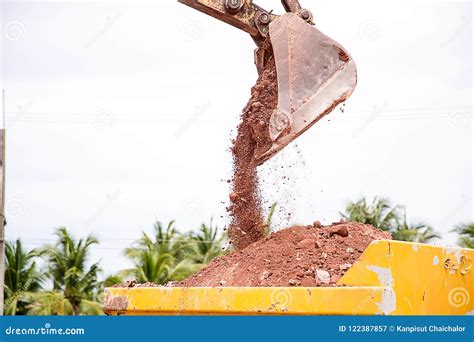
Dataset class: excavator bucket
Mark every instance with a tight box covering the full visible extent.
[255,13,357,164]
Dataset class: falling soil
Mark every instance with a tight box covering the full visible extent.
[227,56,278,250]
[178,222,391,287]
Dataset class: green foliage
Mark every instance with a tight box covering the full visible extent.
[341,197,401,232]
[185,219,224,265]
[342,197,440,243]
[264,203,278,236]
[33,227,102,315]
[122,221,223,284]
[392,219,440,243]
[22,291,74,315]
[3,240,43,315]
[102,274,125,288]
[451,223,474,248]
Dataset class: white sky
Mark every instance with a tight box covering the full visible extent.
[1,0,472,276]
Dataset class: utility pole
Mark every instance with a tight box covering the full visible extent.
[0,89,6,315]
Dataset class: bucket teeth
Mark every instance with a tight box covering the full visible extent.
[255,13,357,164]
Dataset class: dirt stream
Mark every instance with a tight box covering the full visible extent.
[227,56,278,250]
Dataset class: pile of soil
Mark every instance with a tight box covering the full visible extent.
[179,222,391,287]
[228,55,278,250]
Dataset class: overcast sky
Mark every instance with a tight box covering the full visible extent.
[1,0,472,276]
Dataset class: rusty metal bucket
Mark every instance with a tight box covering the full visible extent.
[256,13,357,163]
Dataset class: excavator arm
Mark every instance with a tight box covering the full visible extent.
[178,0,312,44]
[179,0,357,165]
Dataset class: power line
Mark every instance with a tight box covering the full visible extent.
[6,237,226,244]
[3,105,472,123]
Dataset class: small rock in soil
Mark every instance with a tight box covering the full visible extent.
[296,238,319,249]
[229,192,239,202]
[330,226,349,237]
[339,263,352,271]
[315,269,330,285]
[288,279,300,286]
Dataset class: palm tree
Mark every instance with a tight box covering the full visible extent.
[414,226,440,243]
[341,197,440,243]
[22,292,73,315]
[186,219,223,265]
[341,197,401,232]
[102,274,124,288]
[392,217,440,243]
[30,227,102,315]
[3,239,43,315]
[452,223,474,248]
[122,221,197,284]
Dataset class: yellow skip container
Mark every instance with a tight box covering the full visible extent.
[104,241,473,315]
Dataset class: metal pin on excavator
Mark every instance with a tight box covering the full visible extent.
[179,0,357,164]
